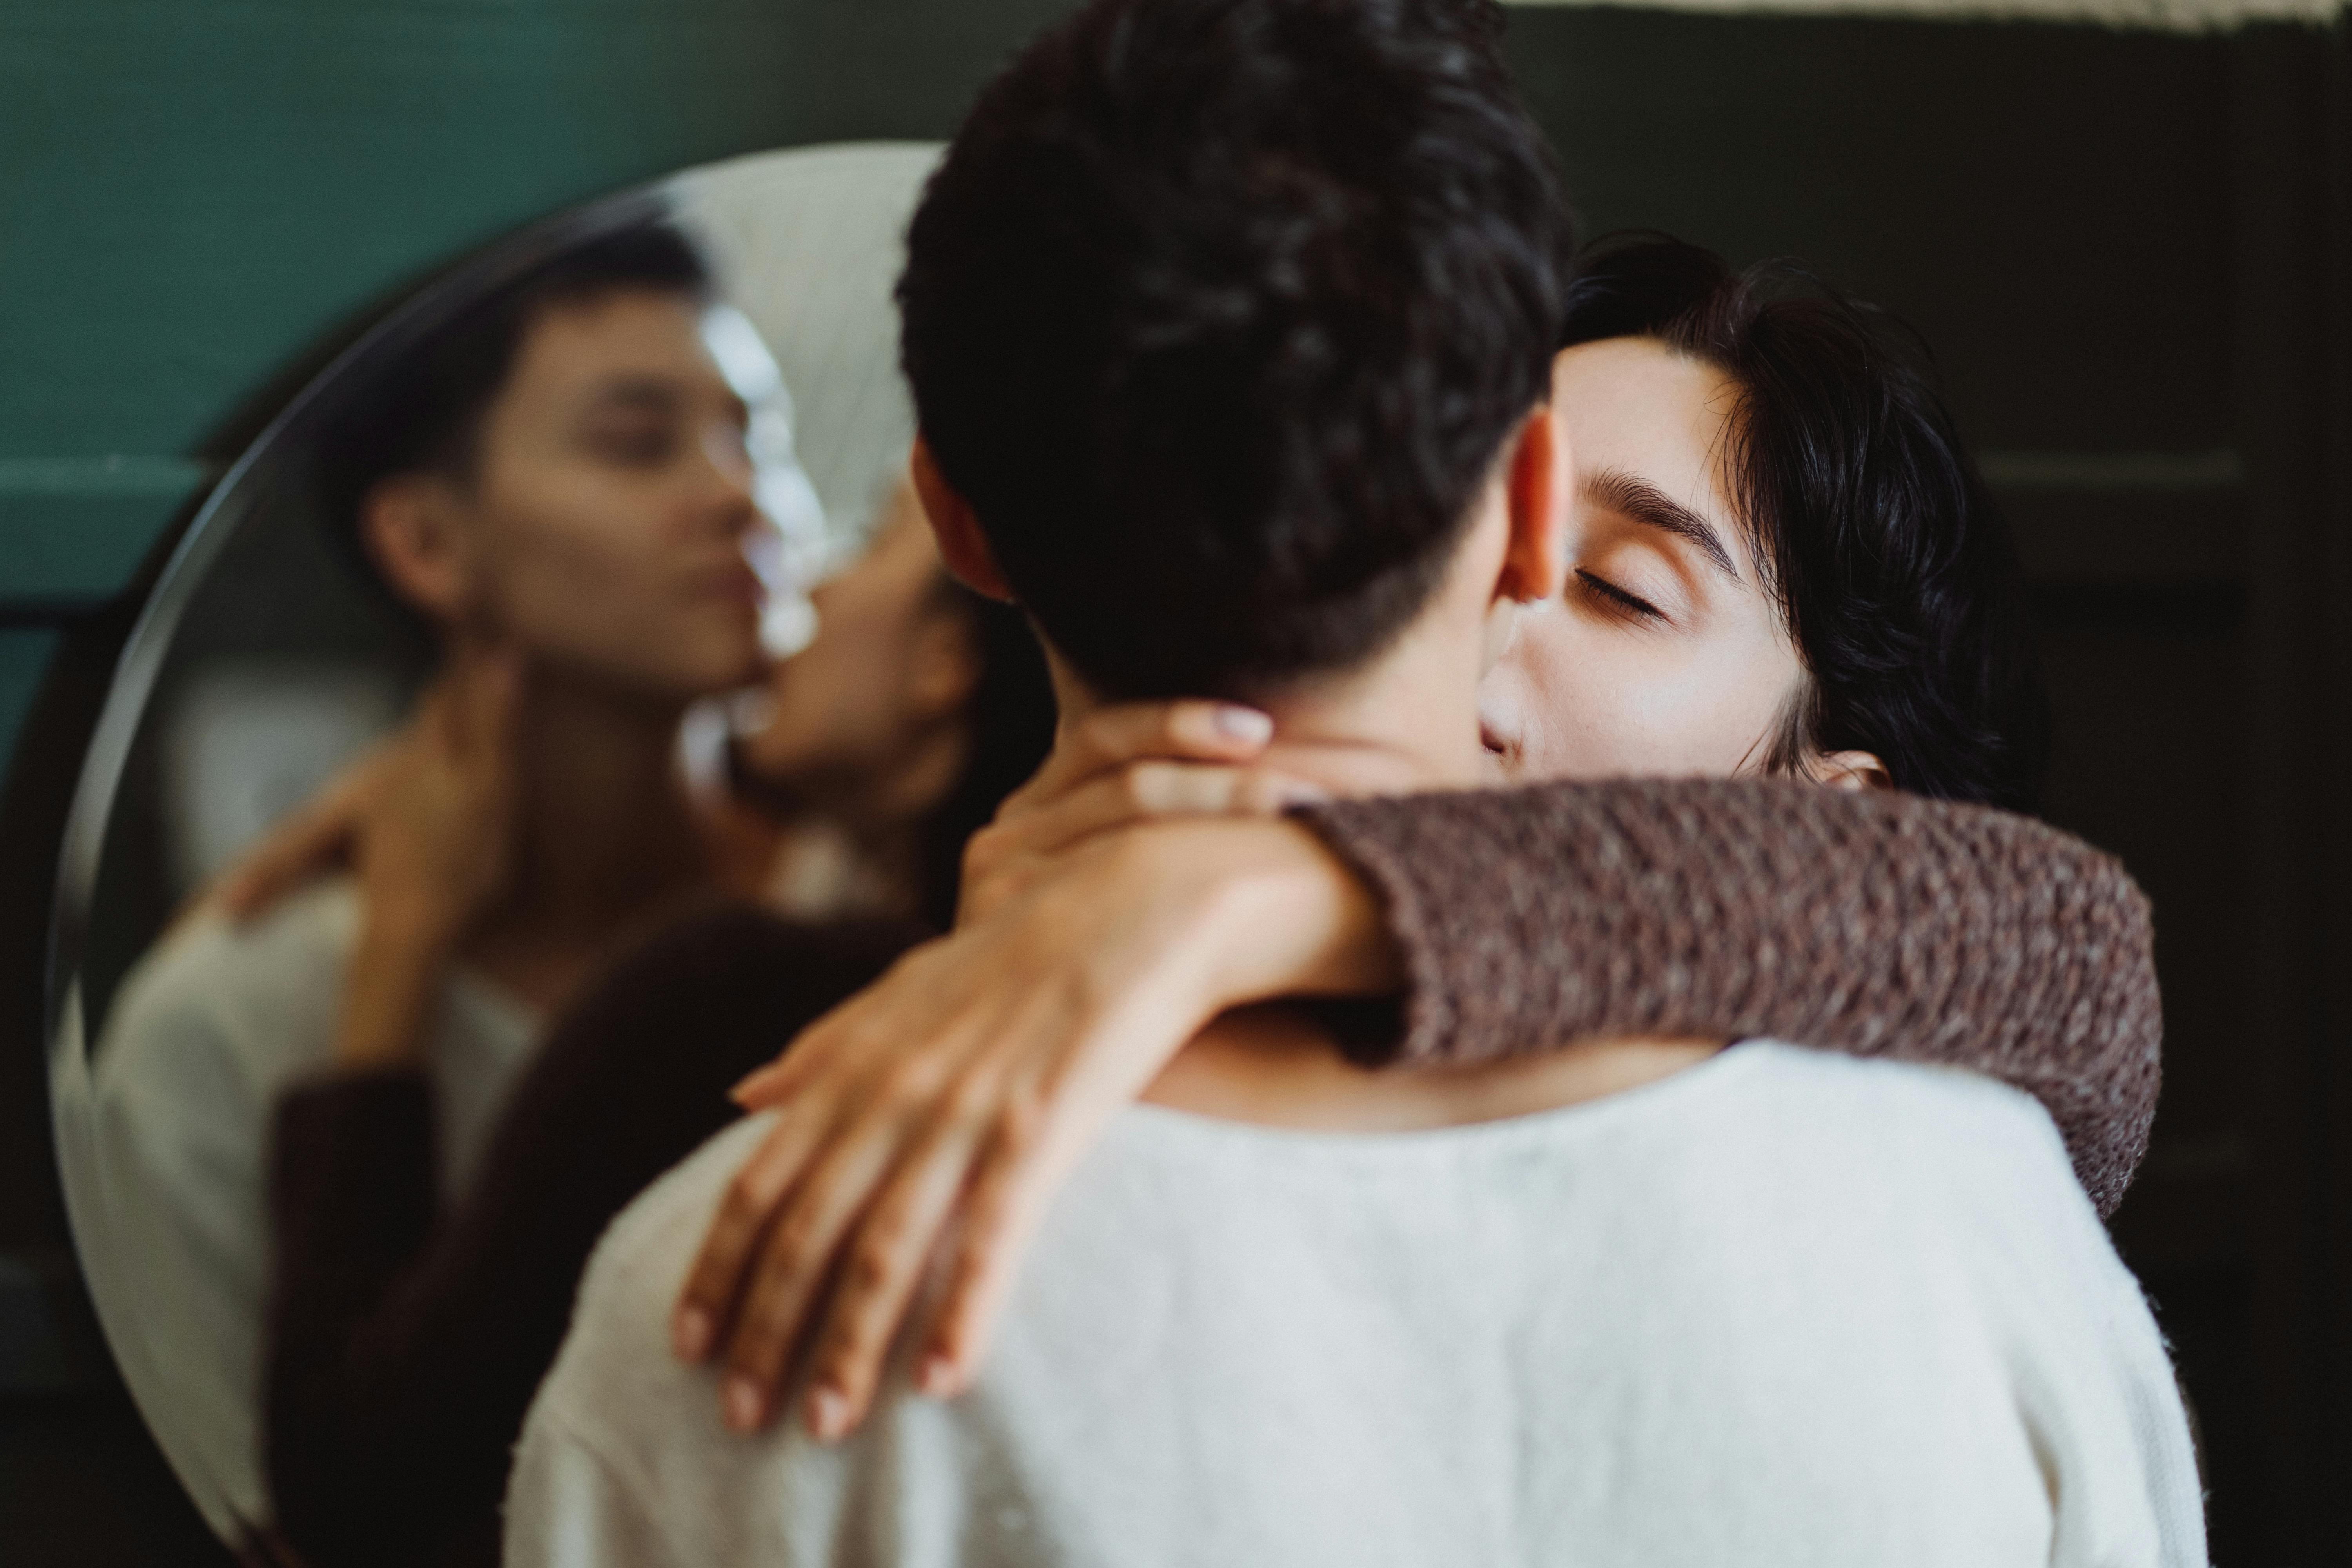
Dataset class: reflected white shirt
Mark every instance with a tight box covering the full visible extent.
[91,878,538,1538]
[508,1042,2207,1568]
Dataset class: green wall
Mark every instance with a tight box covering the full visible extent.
[0,631,54,764]
[0,0,815,612]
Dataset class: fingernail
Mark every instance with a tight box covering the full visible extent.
[1213,705,1273,744]
[917,1354,956,1397]
[729,1065,779,1104]
[808,1385,851,1442]
[673,1307,713,1362]
[724,1376,766,1433]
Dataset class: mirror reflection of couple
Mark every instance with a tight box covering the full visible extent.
[93,0,2200,1563]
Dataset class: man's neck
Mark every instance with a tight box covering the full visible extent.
[468,668,714,994]
[1060,625,1721,1130]
[1058,615,1494,800]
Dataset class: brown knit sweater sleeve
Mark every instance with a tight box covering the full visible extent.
[1292,778,2160,1216]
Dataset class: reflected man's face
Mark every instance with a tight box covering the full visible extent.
[742,478,976,813]
[449,289,777,701]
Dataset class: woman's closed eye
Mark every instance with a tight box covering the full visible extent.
[1573,568,1667,624]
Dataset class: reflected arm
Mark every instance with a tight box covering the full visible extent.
[263,907,917,1568]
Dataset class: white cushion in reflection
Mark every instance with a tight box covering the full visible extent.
[161,657,402,902]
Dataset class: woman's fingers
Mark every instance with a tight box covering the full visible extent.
[918,1123,1068,1397]
[700,841,1250,1434]
[1007,700,1272,817]
[959,764,1327,926]
[217,800,359,919]
[728,1056,795,1112]
[956,700,1285,928]
[797,1104,997,1439]
[731,958,920,1111]
[671,1099,844,1365]
[216,751,390,919]
[715,1118,915,1431]
[1028,762,1327,850]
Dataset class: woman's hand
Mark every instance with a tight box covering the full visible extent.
[670,701,1401,1441]
[951,700,1325,925]
[211,748,389,923]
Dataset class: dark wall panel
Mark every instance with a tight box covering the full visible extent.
[1508,12,2236,453]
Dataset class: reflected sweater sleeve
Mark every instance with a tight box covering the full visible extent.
[1293,778,2160,1216]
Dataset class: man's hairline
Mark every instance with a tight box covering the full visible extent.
[929,397,1544,706]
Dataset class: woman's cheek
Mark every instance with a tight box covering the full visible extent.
[1506,618,1741,780]
[1499,622,1655,779]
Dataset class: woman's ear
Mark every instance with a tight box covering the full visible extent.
[910,437,1015,603]
[360,474,472,622]
[1498,403,1568,606]
[1813,750,1893,792]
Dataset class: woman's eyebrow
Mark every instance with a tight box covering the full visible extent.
[1585,467,1741,582]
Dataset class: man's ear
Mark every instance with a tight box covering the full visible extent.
[1812,749,1893,792]
[360,474,471,622]
[1497,402,1568,606]
[910,436,1015,603]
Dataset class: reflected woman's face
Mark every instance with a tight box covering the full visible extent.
[446,289,775,701]
[1478,337,1804,783]
[743,480,971,805]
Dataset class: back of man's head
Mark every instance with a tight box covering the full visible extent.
[898,0,1571,702]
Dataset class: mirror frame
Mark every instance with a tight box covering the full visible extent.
[41,176,688,1540]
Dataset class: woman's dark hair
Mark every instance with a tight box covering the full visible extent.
[1561,234,2049,811]
[312,217,711,595]
[909,585,1059,931]
[898,0,1572,702]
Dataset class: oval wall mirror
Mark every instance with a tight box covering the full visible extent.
[44,140,946,1548]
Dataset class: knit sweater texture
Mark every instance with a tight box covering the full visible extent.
[1296,777,2160,1216]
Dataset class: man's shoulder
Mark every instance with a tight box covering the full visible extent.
[1684,1042,2116,1274]
[593,1115,773,1289]
[1726,1042,2077,1171]
[542,1116,775,1427]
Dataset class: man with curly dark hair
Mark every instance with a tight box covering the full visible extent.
[508,4,2201,1563]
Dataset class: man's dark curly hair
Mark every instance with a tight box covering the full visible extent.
[898,0,1573,702]
[1562,234,2050,811]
